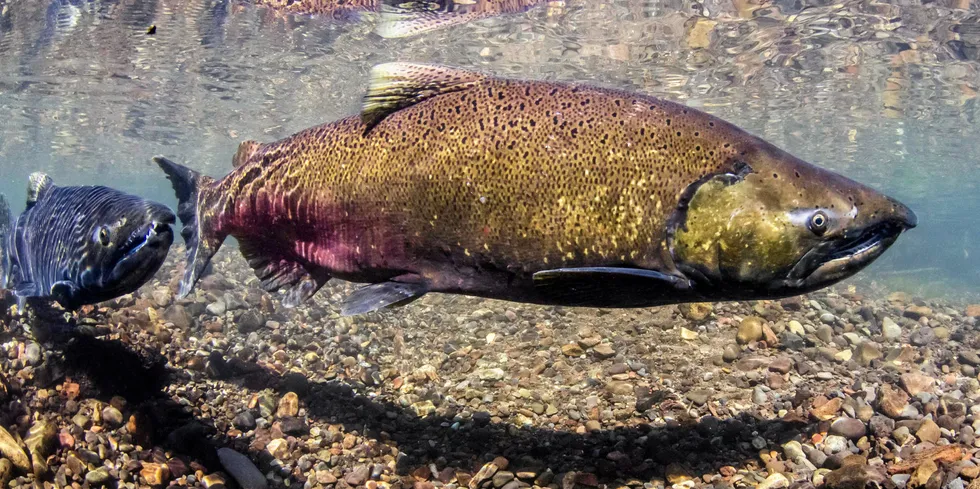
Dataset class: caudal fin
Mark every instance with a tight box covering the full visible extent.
[0,195,11,288]
[154,156,223,299]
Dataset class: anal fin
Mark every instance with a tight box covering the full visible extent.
[532,267,693,308]
[239,238,330,308]
[340,281,428,317]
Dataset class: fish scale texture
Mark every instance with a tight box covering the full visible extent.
[11,186,163,297]
[206,76,755,280]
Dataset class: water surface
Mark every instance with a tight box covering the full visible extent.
[0,0,977,299]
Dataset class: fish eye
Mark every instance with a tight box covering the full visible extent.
[808,211,829,235]
[97,226,111,246]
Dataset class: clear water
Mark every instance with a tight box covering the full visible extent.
[0,0,977,300]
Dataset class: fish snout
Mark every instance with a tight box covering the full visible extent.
[152,219,173,234]
[155,207,177,225]
[893,200,917,230]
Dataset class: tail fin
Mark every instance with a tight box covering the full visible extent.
[0,194,11,288]
[153,156,224,299]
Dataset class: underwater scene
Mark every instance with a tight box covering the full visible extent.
[0,0,979,488]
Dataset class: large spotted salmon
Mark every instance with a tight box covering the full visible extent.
[156,63,915,316]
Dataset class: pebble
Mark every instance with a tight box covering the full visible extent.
[916,419,941,443]
[816,324,834,343]
[233,412,256,430]
[830,417,866,440]
[346,464,370,485]
[787,320,805,336]
[856,342,881,366]
[164,305,194,329]
[492,471,515,487]
[277,392,299,417]
[148,288,170,308]
[102,406,124,427]
[141,462,171,486]
[893,426,912,444]
[811,398,843,420]
[768,357,792,374]
[479,368,506,381]
[561,344,584,356]
[0,459,11,487]
[882,317,902,340]
[24,342,41,366]
[900,372,935,396]
[756,473,789,489]
[679,302,712,321]
[821,435,848,454]
[782,441,804,461]
[806,446,828,468]
[685,389,712,405]
[217,448,269,489]
[869,415,895,438]
[736,317,764,344]
[237,310,265,333]
[958,351,980,366]
[722,344,739,362]
[206,299,227,316]
[910,327,935,346]
[879,384,909,418]
[202,473,228,488]
[85,468,111,486]
[753,386,767,405]
[780,332,806,350]
[593,343,615,359]
[820,313,836,324]
[904,305,933,320]
[605,381,632,396]
[471,461,500,487]
[0,425,31,472]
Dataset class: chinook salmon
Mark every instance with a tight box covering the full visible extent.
[253,0,551,38]
[156,62,916,316]
[0,173,176,310]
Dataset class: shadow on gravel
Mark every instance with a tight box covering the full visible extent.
[205,352,816,481]
[30,328,223,471]
[30,319,817,484]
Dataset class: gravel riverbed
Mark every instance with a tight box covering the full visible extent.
[1,246,979,489]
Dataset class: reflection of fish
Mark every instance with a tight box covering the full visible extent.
[0,173,175,310]
[156,63,916,316]
[251,0,551,38]
[376,0,553,38]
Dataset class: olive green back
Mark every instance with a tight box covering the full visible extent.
[215,65,759,274]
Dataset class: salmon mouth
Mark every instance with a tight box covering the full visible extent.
[109,212,176,285]
[793,218,915,289]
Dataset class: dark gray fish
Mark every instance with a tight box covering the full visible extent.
[0,173,176,310]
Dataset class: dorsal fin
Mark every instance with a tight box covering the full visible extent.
[232,140,262,168]
[361,62,486,133]
[26,172,53,207]
[375,2,491,39]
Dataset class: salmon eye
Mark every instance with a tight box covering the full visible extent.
[808,211,829,235]
[98,227,111,246]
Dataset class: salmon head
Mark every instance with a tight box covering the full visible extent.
[667,143,917,300]
[75,193,176,305]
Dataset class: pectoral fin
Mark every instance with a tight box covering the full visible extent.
[340,281,428,316]
[238,238,330,308]
[532,267,693,307]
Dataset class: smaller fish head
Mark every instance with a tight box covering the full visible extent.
[668,146,916,299]
[80,200,176,299]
